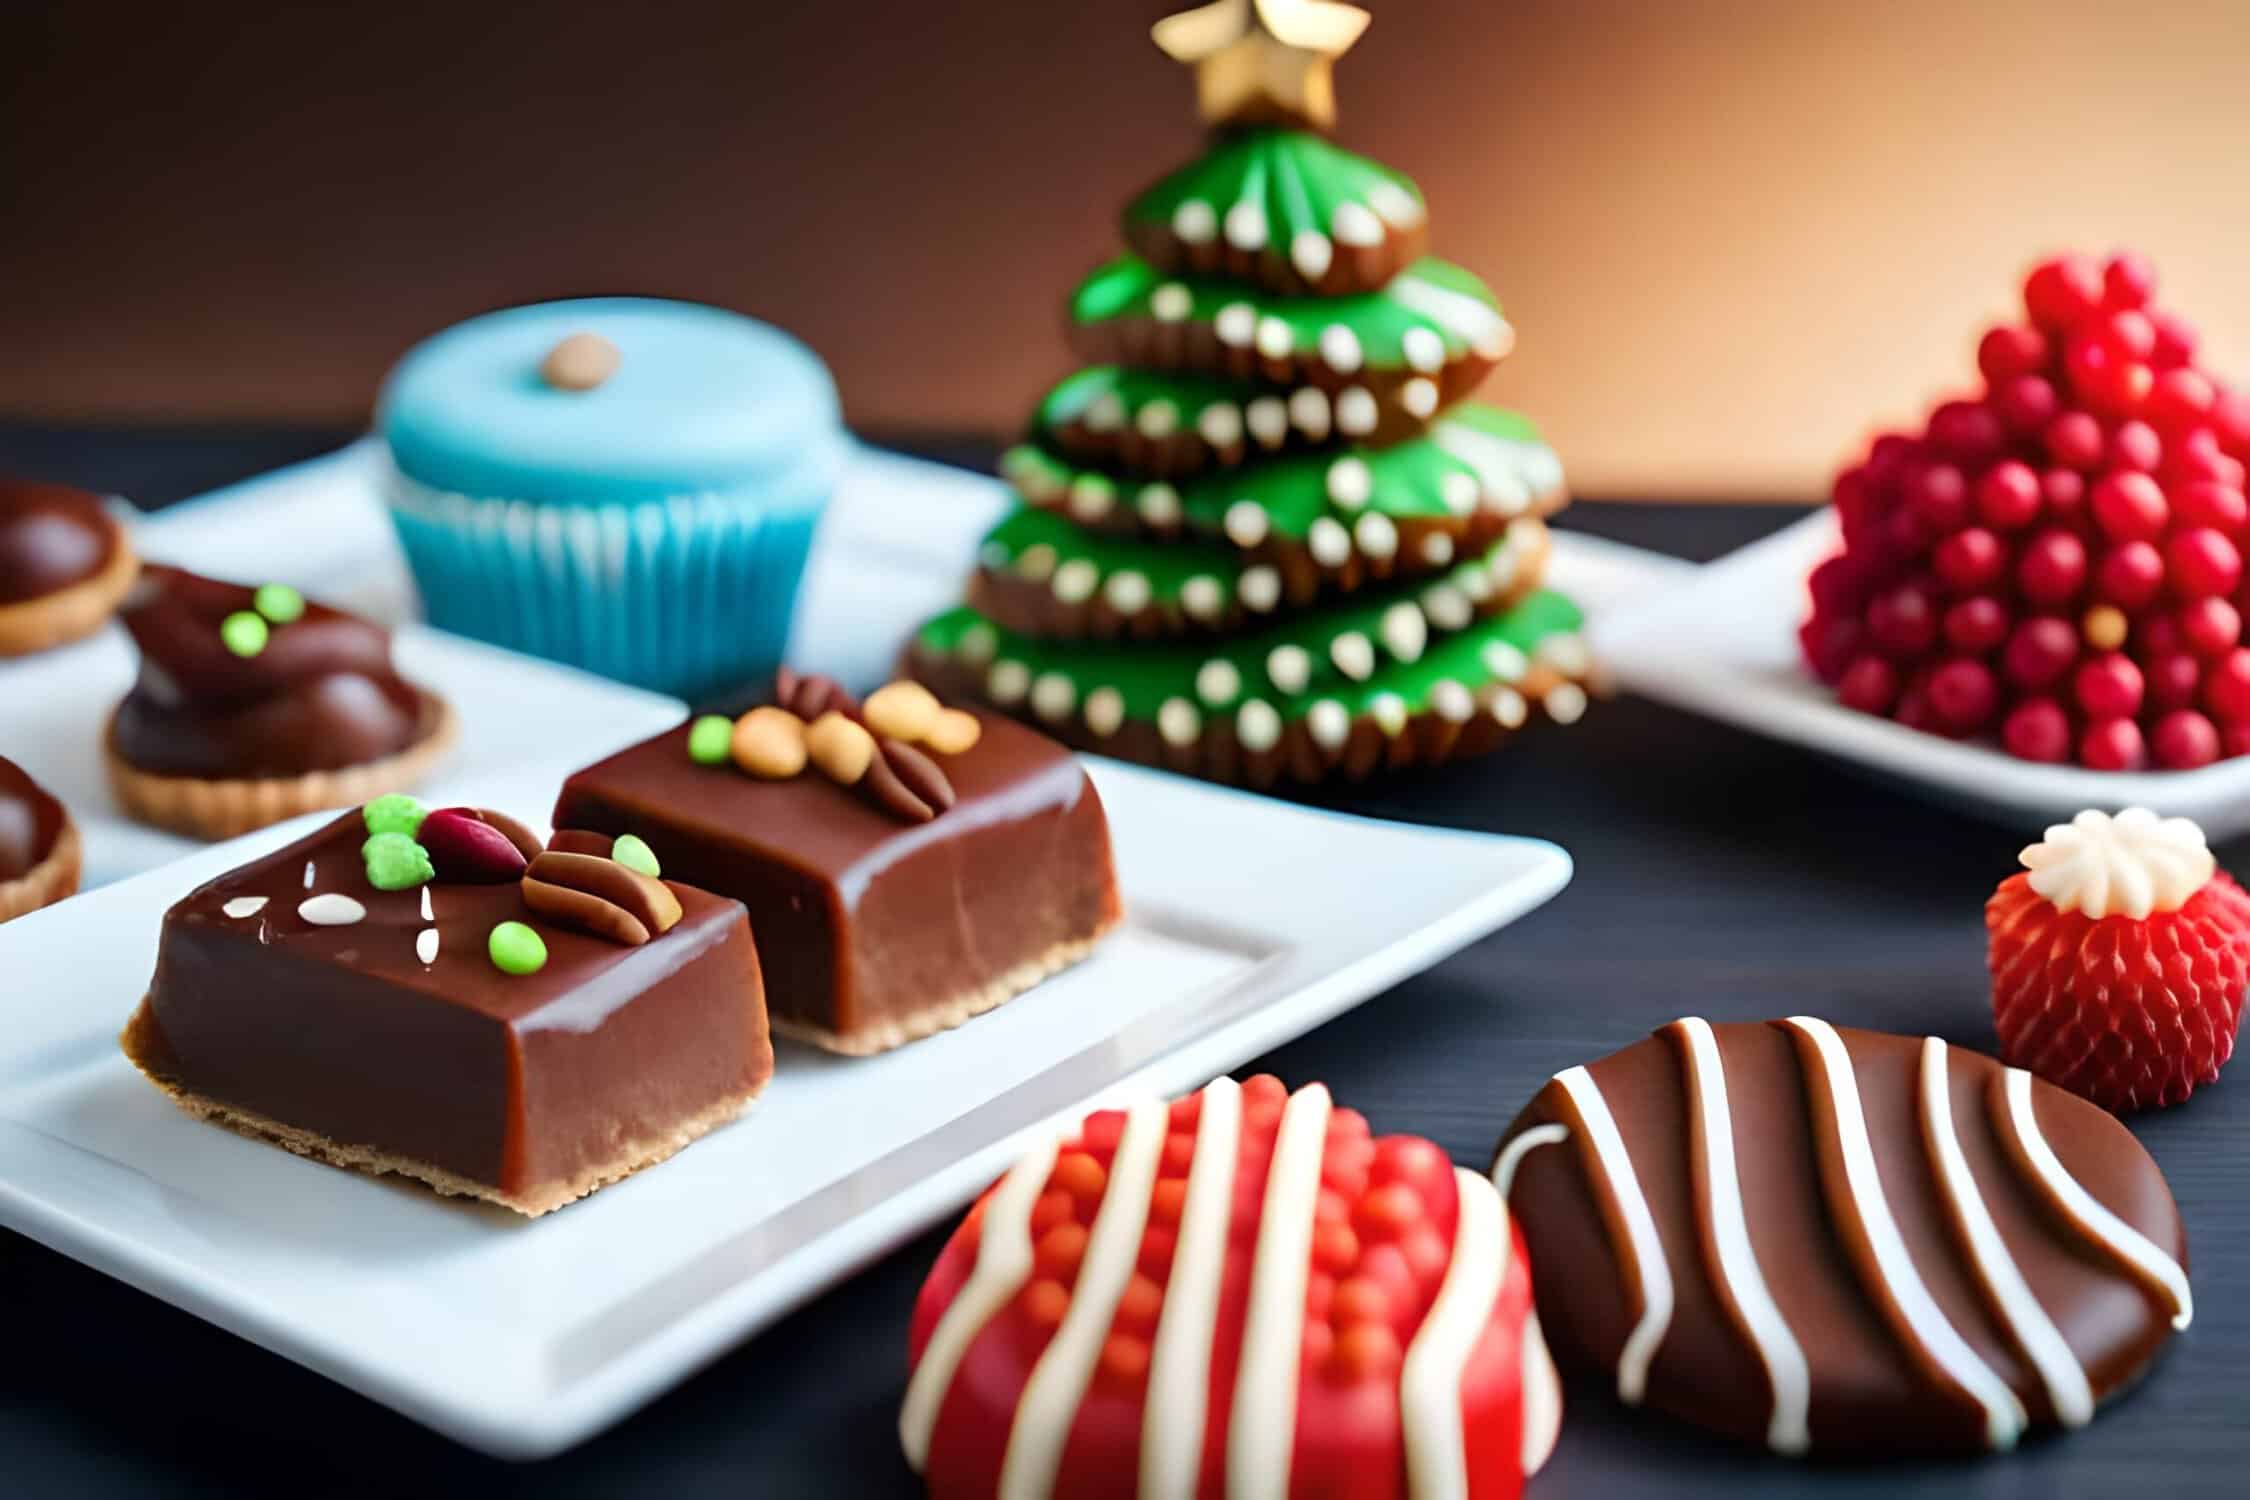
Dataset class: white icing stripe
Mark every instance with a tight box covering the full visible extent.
[2002,1068,2193,1330]
[1552,1065,1673,1405]
[1000,1099,1171,1500]
[1401,1168,1511,1500]
[1427,421,1551,500]
[1519,1309,1563,1476]
[1226,1083,1333,1500]
[1492,1123,1568,1196]
[1390,273,1511,356]
[1140,1079,1244,1499]
[1672,1018,1812,1455]
[900,1134,1061,1470]
[1919,1040,2093,1428]
[1781,1018,2026,1449]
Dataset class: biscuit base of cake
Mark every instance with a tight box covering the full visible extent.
[122,999,759,1217]
[0,536,138,657]
[105,691,458,841]
[772,928,1114,1058]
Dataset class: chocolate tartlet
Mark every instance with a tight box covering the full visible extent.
[0,756,80,923]
[553,673,1122,1055]
[105,566,456,840]
[0,477,138,656]
[122,799,772,1215]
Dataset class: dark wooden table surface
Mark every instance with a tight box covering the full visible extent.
[3,429,2242,1498]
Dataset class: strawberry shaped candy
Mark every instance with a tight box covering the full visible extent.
[1803,251,2250,768]
[1987,807,2250,1112]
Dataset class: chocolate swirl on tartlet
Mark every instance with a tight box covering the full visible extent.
[0,477,138,657]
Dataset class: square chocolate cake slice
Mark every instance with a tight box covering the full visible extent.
[122,800,771,1215]
[551,676,1122,1054]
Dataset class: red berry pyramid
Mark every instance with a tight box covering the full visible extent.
[1803,251,2250,770]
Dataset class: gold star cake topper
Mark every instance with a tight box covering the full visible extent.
[1153,0,1372,133]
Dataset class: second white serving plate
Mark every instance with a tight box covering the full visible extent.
[0,761,1570,1459]
[1593,510,2250,840]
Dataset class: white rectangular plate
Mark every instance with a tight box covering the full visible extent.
[0,762,1570,1459]
[1592,510,2250,838]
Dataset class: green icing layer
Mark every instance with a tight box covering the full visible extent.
[918,589,1584,723]
[1072,255,1508,370]
[1124,129,1426,261]
[1001,402,1563,541]
[1038,366,1255,435]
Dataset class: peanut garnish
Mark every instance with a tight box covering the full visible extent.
[731,706,808,779]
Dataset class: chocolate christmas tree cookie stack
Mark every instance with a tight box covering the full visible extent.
[908,1,1592,787]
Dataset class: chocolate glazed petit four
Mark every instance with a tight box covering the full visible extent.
[1497,1018,2191,1457]
[0,756,81,923]
[553,670,1122,1056]
[0,477,138,657]
[123,797,771,1216]
[105,566,456,840]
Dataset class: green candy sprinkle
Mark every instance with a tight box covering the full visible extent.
[687,714,735,765]
[253,583,306,624]
[489,921,548,976]
[362,832,434,891]
[362,793,427,839]
[611,834,661,878]
[220,611,269,658]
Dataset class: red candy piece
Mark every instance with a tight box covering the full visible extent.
[417,807,531,883]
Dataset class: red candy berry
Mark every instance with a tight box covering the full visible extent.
[2017,530,2088,606]
[2078,716,2146,770]
[2166,528,2243,600]
[2152,710,2221,770]
[1943,596,2012,654]
[2094,541,2164,610]
[2091,472,2169,541]
[1974,462,2042,531]
[2205,648,2250,722]
[1992,375,2061,437]
[1928,659,2000,731]
[2179,598,2242,657]
[2046,411,2107,470]
[2003,617,2081,690]
[2074,653,2144,720]
[1836,654,1901,715]
[2108,420,2163,473]
[2171,480,2247,532]
[2024,255,2106,331]
[2001,698,2072,763]
[1978,325,2050,384]
[1867,582,1940,658]
[2145,652,2205,711]
[1907,464,1971,533]
[1935,527,2007,593]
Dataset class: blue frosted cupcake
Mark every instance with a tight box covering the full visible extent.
[378,298,847,699]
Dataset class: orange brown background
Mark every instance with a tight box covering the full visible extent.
[5,0,2248,499]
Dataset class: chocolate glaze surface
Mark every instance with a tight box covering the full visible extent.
[1497,1018,2190,1456]
[0,756,65,880]
[551,708,1120,1044]
[0,478,117,604]
[110,565,429,777]
[138,811,770,1199]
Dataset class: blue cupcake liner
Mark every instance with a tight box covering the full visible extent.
[383,463,829,700]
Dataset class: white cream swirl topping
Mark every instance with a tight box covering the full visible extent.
[2021,807,2214,920]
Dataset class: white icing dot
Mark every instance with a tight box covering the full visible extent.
[1482,640,1530,682]
[958,623,999,667]
[1292,231,1333,284]
[1236,700,1284,753]
[1381,602,1428,663]
[1173,198,1218,244]
[1490,687,1529,728]
[1432,680,1475,723]
[978,540,1013,571]
[1069,475,1118,522]
[1307,699,1352,750]
[298,893,366,927]
[1440,471,1481,516]
[1335,387,1378,437]
[1402,327,1447,374]
[1266,644,1313,695]
[1151,283,1194,323]
[1238,566,1282,613]
[1216,303,1259,347]
[1354,512,1399,559]
[1402,378,1441,419]
[1332,200,1384,247]
[416,927,440,965]
[1181,575,1225,621]
[419,886,433,922]
[1000,445,1041,483]
[221,896,269,920]
[1137,483,1183,526]
[1422,583,1471,630]
[1457,563,1495,602]
[1136,401,1180,441]
[987,660,1031,704]
[1158,697,1203,747]
[1308,517,1353,567]
[1546,682,1590,725]
[1225,199,1268,251]
[1327,457,1374,510]
[1536,633,1594,678]
[1084,686,1126,738]
[1104,570,1152,615]
[1052,558,1100,604]
[1015,542,1057,581]
[1031,672,1077,723]
[1196,659,1242,707]
[1255,316,1295,361]
[1368,180,1426,229]
[1420,532,1456,567]
[1331,632,1376,681]
[1318,324,1364,375]
[1288,387,1333,443]
[1224,500,1270,547]
[1197,402,1244,450]
[1246,397,1289,447]
[1485,471,1532,517]
[302,861,316,890]
[1369,692,1409,736]
[1084,393,1127,433]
